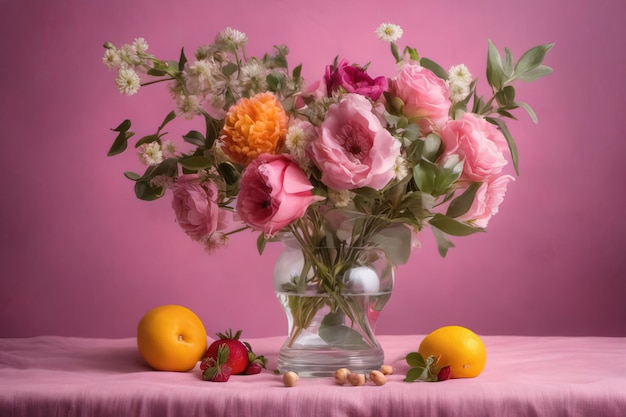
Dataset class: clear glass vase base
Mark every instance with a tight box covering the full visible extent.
[277,345,384,377]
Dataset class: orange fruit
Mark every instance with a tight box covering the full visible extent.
[136,304,207,371]
[418,325,487,378]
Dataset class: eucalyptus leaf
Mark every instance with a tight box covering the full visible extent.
[134,134,161,148]
[432,226,455,258]
[486,117,519,175]
[515,64,553,82]
[370,223,412,265]
[420,57,448,80]
[158,111,177,133]
[515,43,555,75]
[429,213,484,236]
[413,161,436,194]
[486,39,505,90]
[446,182,482,218]
[516,101,538,124]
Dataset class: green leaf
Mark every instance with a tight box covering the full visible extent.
[390,42,400,62]
[406,352,426,368]
[503,47,514,77]
[404,366,427,382]
[257,233,267,255]
[515,64,553,82]
[413,161,437,195]
[292,64,302,81]
[404,46,419,62]
[158,111,177,133]
[515,101,538,124]
[446,182,482,218]
[486,117,519,175]
[429,213,484,236]
[495,85,516,107]
[179,156,212,170]
[107,131,135,156]
[124,171,140,181]
[112,119,131,132]
[431,227,455,258]
[147,68,168,77]
[202,111,222,148]
[420,57,448,80]
[370,223,412,265]
[422,133,442,162]
[486,39,505,90]
[134,134,161,148]
[134,180,165,201]
[178,47,188,72]
[183,130,206,147]
[515,43,555,76]
[217,162,240,185]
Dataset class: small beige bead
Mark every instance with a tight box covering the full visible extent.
[334,368,350,385]
[346,372,366,386]
[379,365,394,375]
[283,371,299,387]
[369,370,387,386]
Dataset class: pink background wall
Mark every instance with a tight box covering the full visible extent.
[1,0,625,339]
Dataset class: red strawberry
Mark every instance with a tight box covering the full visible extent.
[243,342,268,375]
[243,362,263,375]
[201,344,232,382]
[203,329,250,375]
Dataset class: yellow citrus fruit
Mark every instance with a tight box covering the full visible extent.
[418,325,487,378]
[136,304,207,372]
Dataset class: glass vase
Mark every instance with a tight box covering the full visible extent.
[273,238,394,377]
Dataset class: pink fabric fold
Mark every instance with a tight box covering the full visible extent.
[1,335,625,417]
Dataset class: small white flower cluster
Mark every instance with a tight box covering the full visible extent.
[447,64,473,103]
[137,139,176,166]
[102,38,152,96]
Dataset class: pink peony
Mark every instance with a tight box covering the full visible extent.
[310,93,401,191]
[440,112,509,182]
[390,63,451,133]
[325,59,387,101]
[171,174,229,244]
[458,175,514,228]
[237,154,323,235]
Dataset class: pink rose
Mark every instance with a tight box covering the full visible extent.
[458,175,514,228]
[310,93,401,191]
[171,174,229,243]
[325,59,387,101]
[391,63,451,133]
[237,154,322,235]
[440,112,509,182]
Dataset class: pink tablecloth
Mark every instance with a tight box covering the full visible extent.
[1,335,625,417]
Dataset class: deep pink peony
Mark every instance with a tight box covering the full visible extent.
[310,93,401,191]
[440,112,509,182]
[458,175,515,228]
[237,154,323,235]
[325,59,387,101]
[171,174,229,242]
[391,63,451,133]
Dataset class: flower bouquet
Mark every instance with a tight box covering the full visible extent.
[103,24,553,375]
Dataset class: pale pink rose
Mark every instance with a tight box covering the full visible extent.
[171,174,229,242]
[237,154,323,235]
[390,63,451,133]
[310,93,401,190]
[458,175,514,228]
[440,112,509,182]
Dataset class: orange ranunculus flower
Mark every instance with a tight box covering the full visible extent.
[220,92,289,165]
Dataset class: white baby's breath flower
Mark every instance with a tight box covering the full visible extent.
[449,81,471,103]
[328,189,352,208]
[375,23,403,42]
[115,67,141,95]
[202,232,229,254]
[240,61,269,94]
[137,142,163,166]
[448,64,472,85]
[175,94,202,119]
[132,37,149,55]
[285,120,315,166]
[162,140,177,159]
[393,155,409,181]
[102,48,122,70]
[218,27,248,49]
